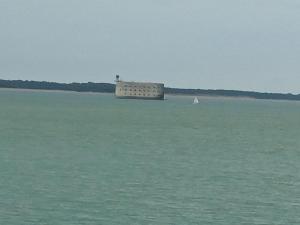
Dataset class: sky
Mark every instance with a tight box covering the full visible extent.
[0,0,300,93]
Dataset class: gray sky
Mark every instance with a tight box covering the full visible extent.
[1,0,300,93]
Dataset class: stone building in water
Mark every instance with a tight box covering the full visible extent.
[115,75,164,100]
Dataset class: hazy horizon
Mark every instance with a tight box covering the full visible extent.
[1,0,300,93]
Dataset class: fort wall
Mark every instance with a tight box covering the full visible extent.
[115,81,164,100]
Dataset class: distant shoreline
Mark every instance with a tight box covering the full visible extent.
[1,79,300,101]
[0,87,255,101]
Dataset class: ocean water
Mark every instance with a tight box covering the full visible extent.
[1,89,300,225]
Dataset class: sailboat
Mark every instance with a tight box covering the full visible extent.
[193,97,199,104]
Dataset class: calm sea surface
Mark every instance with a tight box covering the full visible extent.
[1,89,300,225]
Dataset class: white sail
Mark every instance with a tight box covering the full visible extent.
[193,97,199,104]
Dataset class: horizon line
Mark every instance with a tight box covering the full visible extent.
[0,78,299,96]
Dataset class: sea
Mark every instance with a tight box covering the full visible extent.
[1,89,300,225]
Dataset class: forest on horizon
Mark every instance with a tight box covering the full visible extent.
[1,79,300,101]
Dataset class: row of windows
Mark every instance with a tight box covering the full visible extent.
[118,89,161,96]
[122,85,160,90]
[119,88,161,93]
[123,92,155,97]
[119,91,159,95]
[121,88,161,92]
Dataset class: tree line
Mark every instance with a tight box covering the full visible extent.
[1,79,300,101]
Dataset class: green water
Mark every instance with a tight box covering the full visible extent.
[1,89,300,225]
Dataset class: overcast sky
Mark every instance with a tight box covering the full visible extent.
[0,0,300,93]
